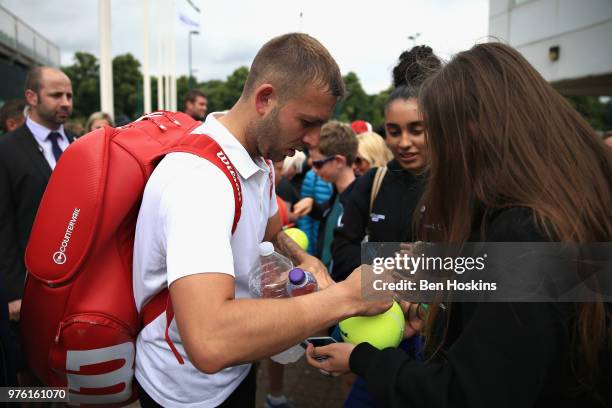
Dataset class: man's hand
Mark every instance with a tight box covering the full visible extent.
[338,266,392,317]
[296,254,334,290]
[275,229,334,289]
[8,299,21,322]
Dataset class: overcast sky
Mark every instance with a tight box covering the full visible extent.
[1,0,490,94]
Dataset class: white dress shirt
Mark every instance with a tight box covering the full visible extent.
[26,116,70,169]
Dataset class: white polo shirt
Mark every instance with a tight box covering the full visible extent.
[133,112,278,407]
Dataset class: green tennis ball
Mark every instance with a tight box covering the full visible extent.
[339,301,405,350]
[284,227,309,251]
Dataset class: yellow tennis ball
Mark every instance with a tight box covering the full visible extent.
[284,228,309,251]
[339,301,405,350]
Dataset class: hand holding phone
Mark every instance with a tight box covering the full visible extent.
[300,336,337,361]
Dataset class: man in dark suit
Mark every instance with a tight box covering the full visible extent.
[0,66,74,323]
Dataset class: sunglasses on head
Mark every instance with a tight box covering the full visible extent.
[312,155,336,169]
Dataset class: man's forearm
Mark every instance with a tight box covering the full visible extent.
[273,230,333,289]
[177,282,356,373]
[272,230,304,263]
[215,286,355,366]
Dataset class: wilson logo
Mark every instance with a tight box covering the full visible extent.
[216,151,242,202]
[53,208,80,265]
[66,342,134,404]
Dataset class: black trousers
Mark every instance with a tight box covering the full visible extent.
[136,364,256,408]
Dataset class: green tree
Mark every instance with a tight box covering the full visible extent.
[335,72,371,123]
[62,52,402,131]
[199,79,227,114]
[567,96,603,130]
[62,52,100,119]
[565,95,612,131]
[150,76,159,112]
[112,53,143,120]
[603,99,612,131]
[223,66,249,108]
[198,67,249,113]
[176,75,190,111]
[63,52,151,122]
[369,87,392,130]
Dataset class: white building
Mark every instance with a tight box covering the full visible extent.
[489,0,612,95]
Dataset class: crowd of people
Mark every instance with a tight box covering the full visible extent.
[0,31,611,408]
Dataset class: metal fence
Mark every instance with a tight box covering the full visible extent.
[0,4,60,67]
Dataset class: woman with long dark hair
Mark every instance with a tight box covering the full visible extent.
[307,42,612,407]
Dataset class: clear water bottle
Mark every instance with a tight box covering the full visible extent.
[249,242,293,299]
[286,268,318,296]
[249,242,304,364]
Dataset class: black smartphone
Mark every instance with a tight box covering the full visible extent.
[300,336,337,361]
[300,336,337,348]
[301,336,337,361]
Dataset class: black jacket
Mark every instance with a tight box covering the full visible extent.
[349,207,612,408]
[0,284,16,387]
[0,124,74,301]
[276,176,301,205]
[331,160,424,281]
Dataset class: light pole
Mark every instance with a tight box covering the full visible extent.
[143,0,151,114]
[99,0,114,118]
[408,32,421,48]
[188,30,199,89]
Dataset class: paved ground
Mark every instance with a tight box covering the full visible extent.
[125,356,346,408]
[255,357,346,408]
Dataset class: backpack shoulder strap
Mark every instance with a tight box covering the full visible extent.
[141,134,243,364]
[369,166,387,214]
[141,287,183,362]
[265,159,274,199]
[164,133,243,233]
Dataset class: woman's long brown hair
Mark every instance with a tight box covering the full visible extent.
[418,42,612,380]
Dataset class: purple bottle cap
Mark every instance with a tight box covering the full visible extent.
[288,268,306,285]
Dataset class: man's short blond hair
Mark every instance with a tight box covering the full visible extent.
[318,121,358,165]
[243,33,345,102]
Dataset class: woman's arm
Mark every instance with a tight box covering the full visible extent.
[309,301,569,408]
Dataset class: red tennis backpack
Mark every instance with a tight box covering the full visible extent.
[20,111,242,406]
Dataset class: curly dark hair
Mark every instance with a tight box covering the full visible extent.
[386,45,442,111]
